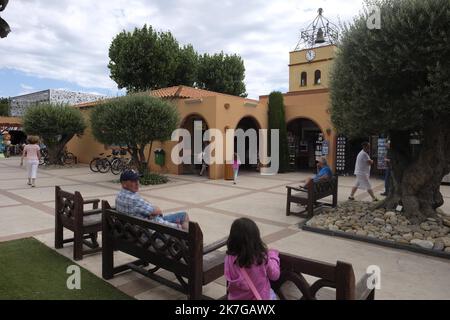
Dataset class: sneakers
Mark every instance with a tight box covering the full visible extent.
[373,197,379,202]
[348,196,355,201]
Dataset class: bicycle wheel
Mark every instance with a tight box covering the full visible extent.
[64,152,76,165]
[89,158,99,172]
[97,159,111,173]
[110,158,123,175]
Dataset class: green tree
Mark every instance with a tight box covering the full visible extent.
[268,92,289,173]
[172,44,198,87]
[198,52,247,97]
[90,95,179,171]
[23,104,86,164]
[0,98,10,116]
[108,25,180,92]
[330,0,450,220]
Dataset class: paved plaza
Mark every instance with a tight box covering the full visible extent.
[0,156,449,300]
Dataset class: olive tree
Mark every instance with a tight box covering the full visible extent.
[23,103,86,164]
[90,95,179,171]
[330,0,450,220]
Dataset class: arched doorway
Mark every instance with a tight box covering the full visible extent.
[235,116,260,171]
[287,117,323,171]
[179,114,209,176]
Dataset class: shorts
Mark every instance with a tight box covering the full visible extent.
[354,174,372,190]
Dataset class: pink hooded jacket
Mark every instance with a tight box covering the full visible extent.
[224,249,280,300]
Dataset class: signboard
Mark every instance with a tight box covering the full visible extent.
[336,135,346,173]
[377,138,387,170]
[322,140,329,156]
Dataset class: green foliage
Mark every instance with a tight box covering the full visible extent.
[108,25,180,92]
[268,92,289,173]
[108,25,247,96]
[0,97,10,116]
[330,0,450,138]
[90,95,179,169]
[139,171,169,185]
[197,52,247,97]
[23,103,86,164]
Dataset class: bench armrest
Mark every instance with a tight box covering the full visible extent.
[355,273,376,300]
[83,199,100,210]
[286,186,308,192]
[203,237,227,255]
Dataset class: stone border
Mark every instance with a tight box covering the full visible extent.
[301,221,450,260]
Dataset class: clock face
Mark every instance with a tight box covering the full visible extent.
[306,50,316,61]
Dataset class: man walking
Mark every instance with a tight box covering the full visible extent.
[349,142,378,202]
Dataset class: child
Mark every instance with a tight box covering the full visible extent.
[225,218,280,300]
[232,153,240,185]
[20,135,41,187]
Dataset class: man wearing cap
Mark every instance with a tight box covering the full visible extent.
[116,170,189,230]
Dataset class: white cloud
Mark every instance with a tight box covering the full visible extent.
[0,0,364,98]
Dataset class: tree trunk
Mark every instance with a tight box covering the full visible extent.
[384,121,450,222]
[46,134,74,165]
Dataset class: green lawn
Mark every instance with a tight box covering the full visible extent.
[0,238,132,300]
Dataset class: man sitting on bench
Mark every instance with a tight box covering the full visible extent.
[302,157,332,189]
[116,170,190,230]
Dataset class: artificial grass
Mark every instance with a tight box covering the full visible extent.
[0,238,133,300]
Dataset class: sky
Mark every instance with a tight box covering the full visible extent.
[0,0,365,99]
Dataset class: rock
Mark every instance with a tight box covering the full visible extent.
[445,247,450,253]
[420,223,431,231]
[441,237,450,247]
[389,217,398,225]
[384,211,396,219]
[443,219,450,228]
[374,218,385,224]
[410,239,434,250]
[356,230,368,236]
[385,225,393,233]
[427,218,437,223]
[402,233,413,241]
[433,240,445,251]
[413,232,424,240]
[395,226,411,233]
[328,224,339,231]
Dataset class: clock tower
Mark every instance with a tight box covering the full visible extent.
[288,8,338,93]
[288,45,337,92]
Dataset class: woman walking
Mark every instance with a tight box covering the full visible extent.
[20,136,41,187]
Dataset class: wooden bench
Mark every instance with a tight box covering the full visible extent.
[271,252,375,300]
[286,175,338,218]
[101,201,227,300]
[54,186,102,261]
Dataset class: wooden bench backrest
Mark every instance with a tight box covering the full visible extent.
[55,186,83,224]
[271,252,357,300]
[102,201,204,279]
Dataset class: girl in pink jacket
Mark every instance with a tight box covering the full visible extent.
[225,217,280,300]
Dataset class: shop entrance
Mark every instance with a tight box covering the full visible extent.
[287,118,323,171]
[179,114,209,176]
[235,116,260,171]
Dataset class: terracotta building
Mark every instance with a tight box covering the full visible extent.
[66,43,338,179]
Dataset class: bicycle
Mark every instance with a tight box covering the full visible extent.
[110,149,129,175]
[89,153,112,173]
[39,148,76,166]
[111,154,139,175]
